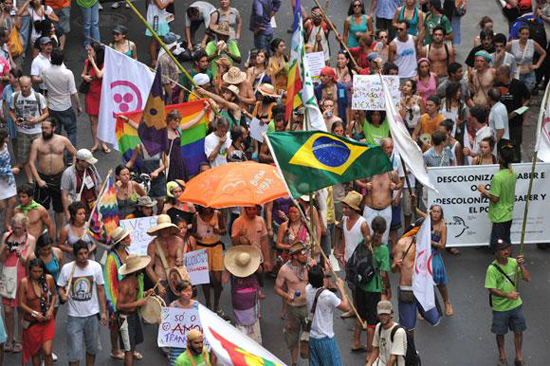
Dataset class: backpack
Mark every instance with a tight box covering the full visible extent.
[345,241,375,287]
[379,324,421,366]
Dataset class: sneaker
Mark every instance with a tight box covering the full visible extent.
[340,310,355,318]
[52,352,58,362]
[111,1,120,9]
[98,2,103,10]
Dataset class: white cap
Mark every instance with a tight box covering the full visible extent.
[76,149,98,164]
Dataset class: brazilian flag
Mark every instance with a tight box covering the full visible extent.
[266,131,393,198]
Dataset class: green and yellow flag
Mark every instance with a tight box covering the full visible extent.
[265,131,393,198]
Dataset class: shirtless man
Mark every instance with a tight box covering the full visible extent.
[356,170,399,246]
[469,50,496,108]
[29,119,76,238]
[420,25,455,79]
[146,214,184,303]
[222,67,256,108]
[14,183,54,240]
[392,221,440,336]
[275,242,312,366]
[117,255,152,366]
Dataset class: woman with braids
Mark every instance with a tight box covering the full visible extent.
[18,258,56,366]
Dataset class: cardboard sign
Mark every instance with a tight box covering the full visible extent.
[119,216,159,255]
[184,249,210,285]
[352,75,400,110]
[157,306,211,349]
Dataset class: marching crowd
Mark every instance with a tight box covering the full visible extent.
[0,0,547,365]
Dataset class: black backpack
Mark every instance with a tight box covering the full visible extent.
[345,241,375,287]
[379,324,421,366]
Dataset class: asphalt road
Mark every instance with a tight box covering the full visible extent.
[3,1,550,365]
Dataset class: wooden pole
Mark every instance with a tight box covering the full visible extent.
[312,0,360,70]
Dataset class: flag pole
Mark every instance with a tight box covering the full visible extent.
[123,0,219,115]
[263,132,367,329]
[515,83,550,289]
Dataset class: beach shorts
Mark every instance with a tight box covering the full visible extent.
[118,312,144,352]
[66,314,101,362]
[197,242,224,272]
[34,171,64,213]
[398,286,441,331]
[491,305,527,335]
[284,305,307,349]
[390,202,402,230]
[15,132,40,164]
[354,288,380,327]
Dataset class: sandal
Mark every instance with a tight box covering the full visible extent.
[3,341,13,352]
[102,146,111,154]
[133,351,143,360]
[12,342,22,353]
[110,350,125,360]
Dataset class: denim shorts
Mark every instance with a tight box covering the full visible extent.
[66,314,101,362]
[491,305,527,335]
[398,287,441,331]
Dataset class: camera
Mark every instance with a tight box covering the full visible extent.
[6,242,19,253]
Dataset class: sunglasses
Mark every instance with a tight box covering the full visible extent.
[397,27,406,31]
[353,4,362,7]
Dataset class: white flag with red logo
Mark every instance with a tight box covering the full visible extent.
[98,47,155,149]
[412,215,436,311]
[535,83,550,162]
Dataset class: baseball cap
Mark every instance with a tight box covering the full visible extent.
[494,239,511,251]
[39,37,52,45]
[377,300,393,315]
[76,149,98,165]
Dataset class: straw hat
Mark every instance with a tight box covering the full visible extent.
[215,56,232,69]
[224,245,262,278]
[223,84,240,97]
[342,191,363,211]
[119,255,151,276]
[223,67,247,85]
[210,21,231,36]
[111,227,131,245]
[289,241,308,255]
[258,83,279,98]
[147,214,179,236]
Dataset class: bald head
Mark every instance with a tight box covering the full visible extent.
[19,76,31,96]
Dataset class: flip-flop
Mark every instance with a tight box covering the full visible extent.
[110,351,125,360]
[133,351,143,360]
[102,146,111,154]
[351,346,367,353]
[12,342,22,353]
[3,341,13,352]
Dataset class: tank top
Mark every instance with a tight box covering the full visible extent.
[394,35,417,78]
[511,39,534,74]
[347,15,368,48]
[196,213,221,245]
[404,101,421,129]
[65,224,92,261]
[398,6,419,36]
[24,278,52,320]
[343,215,367,261]
[43,253,60,283]
[417,73,437,104]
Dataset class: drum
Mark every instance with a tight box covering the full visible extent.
[141,295,166,324]
[168,266,192,295]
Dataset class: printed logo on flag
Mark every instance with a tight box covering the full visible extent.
[289,133,368,175]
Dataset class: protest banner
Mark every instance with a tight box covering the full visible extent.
[184,249,210,285]
[119,216,158,255]
[427,163,550,247]
[157,307,211,349]
[352,75,400,110]
[304,51,326,79]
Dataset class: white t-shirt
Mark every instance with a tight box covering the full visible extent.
[204,131,231,167]
[57,260,105,318]
[29,5,53,43]
[305,285,341,339]
[185,1,216,28]
[473,125,494,156]
[42,64,77,111]
[372,323,407,366]
[10,90,47,134]
[30,52,51,90]
[488,101,510,141]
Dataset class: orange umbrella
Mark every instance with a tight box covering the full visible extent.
[178,162,289,208]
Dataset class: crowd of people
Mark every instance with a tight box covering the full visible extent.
[0,0,547,365]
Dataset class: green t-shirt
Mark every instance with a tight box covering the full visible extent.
[485,258,522,312]
[174,350,210,366]
[488,169,517,223]
[76,0,98,8]
[205,40,241,79]
[363,119,389,146]
[359,244,390,293]
[423,12,452,45]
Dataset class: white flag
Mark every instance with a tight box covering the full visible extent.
[380,75,436,191]
[98,48,155,149]
[412,215,436,311]
[198,304,286,365]
[535,82,550,162]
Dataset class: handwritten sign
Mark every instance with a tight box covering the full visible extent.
[304,52,326,78]
[352,75,400,111]
[120,216,159,255]
[184,249,210,285]
[157,307,211,349]
[249,117,269,142]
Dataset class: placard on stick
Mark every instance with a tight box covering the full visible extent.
[352,75,400,111]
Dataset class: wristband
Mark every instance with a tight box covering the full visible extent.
[31,311,38,318]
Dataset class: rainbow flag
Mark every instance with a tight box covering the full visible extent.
[89,172,119,244]
[116,110,142,163]
[285,0,303,122]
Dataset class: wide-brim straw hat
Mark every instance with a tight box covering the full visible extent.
[224,245,262,278]
[119,255,151,276]
[223,84,240,97]
[258,83,279,98]
[147,214,179,236]
[111,227,131,245]
[288,241,308,255]
[223,66,247,84]
[342,191,363,211]
[210,21,231,36]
